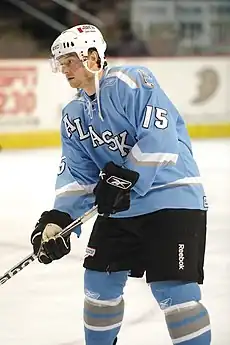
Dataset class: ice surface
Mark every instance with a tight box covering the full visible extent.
[0,140,229,345]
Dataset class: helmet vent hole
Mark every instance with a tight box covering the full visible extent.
[71,41,74,47]
[85,41,87,43]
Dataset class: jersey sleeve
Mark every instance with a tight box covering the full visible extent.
[53,115,99,226]
[121,68,179,196]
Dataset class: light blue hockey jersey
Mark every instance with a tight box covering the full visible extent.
[54,65,207,225]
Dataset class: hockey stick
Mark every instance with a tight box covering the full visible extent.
[0,206,98,286]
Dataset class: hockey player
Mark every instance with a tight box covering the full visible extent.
[31,24,211,345]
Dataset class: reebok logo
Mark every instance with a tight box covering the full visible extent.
[106,176,132,190]
[159,298,172,310]
[178,244,185,270]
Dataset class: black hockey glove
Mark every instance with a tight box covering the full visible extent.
[31,210,73,264]
[93,162,139,217]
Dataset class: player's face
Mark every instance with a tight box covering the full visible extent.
[58,54,93,88]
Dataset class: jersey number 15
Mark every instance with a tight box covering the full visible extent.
[142,106,168,129]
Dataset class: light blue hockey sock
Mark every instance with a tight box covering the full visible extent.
[84,297,123,345]
[150,281,211,344]
[84,270,128,345]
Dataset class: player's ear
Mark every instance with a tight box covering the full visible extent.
[88,49,100,69]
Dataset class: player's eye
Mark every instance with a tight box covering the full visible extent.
[67,59,75,66]
[59,59,71,67]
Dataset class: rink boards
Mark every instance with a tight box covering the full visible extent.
[0,57,230,149]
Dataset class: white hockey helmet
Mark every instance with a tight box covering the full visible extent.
[50,24,107,73]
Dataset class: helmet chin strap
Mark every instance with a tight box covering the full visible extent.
[83,59,104,121]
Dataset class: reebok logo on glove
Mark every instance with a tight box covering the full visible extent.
[94,162,139,216]
[106,176,132,189]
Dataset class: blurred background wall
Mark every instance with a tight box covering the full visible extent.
[1,0,230,58]
[0,0,230,148]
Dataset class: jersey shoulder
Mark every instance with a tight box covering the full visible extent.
[103,65,158,91]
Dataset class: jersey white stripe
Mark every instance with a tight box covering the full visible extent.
[150,176,202,191]
[107,71,138,89]
[130,144,178,165]
[56,181,96,197]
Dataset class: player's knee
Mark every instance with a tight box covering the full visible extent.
[84,269,128,301]
[84,295,125,332]
[150,281,211,344]
[150,280,201,307]
[84,270,126,335]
